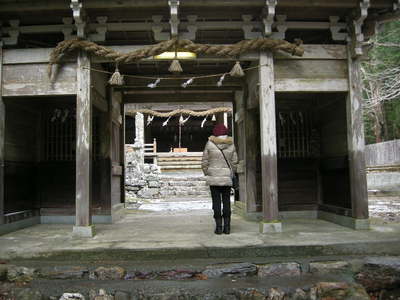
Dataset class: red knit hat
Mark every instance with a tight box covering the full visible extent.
[213,124,228,136]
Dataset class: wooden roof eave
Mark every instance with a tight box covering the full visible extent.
[0,0,395,13]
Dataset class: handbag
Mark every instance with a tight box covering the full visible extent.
[211,142,239,190]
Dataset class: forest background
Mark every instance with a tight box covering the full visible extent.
[362,20,400,144]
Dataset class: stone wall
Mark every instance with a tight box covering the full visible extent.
[125,112,162,200]
[125,144,161,200]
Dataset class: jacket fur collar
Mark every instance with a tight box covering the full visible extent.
[209,135,233,144]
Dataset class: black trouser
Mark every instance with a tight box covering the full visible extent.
[210,186,231,219]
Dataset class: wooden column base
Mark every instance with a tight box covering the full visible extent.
[259,221,282,233]
[73,225,96,237]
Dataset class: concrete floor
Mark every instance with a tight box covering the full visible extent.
[1,208,400,261]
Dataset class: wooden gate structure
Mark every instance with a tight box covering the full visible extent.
[0,0,398,236]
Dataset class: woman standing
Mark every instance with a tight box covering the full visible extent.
[201,124,238,235]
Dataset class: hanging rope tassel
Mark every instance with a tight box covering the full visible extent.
[147,78,161,88]
[212,114,216,121]
[229,61,245,78]
[217,73,227,87]
[181,78,194,88]
[108,64,125,85]
[169,59,183,73]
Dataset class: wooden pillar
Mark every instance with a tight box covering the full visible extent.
[234,91,245,205]
[346,45,369,222]
[245,108,258,213]
[258,51,281,233]
[120,103,126,204]
[223,112,228,127]
[0,42,4,225]
[73,50,94,237]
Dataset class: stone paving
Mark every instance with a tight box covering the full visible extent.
[369,195,400,224]
[1,209,400,261]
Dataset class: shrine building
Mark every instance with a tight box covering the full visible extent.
[1,0,397,237]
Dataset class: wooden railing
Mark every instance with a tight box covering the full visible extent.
[144,138,158,165]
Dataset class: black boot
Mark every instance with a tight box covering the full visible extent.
[214,217,223,235]
[223,216,231,234]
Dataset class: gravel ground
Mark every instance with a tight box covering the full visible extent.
[128,193,400,224]
[369,195,400,224]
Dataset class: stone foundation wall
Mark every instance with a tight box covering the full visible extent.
[125,144,161,199]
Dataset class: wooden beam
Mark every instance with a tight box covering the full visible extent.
[73,50,94,237]
[275,78,349,92]
[124,93,234,103]
[346,45,369,220]
[0,43,4,225]
[2,63,76,97]
[274,60,348,79]
[126,102,232,111]
[258,51,280,227]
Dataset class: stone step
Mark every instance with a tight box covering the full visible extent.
[158,160,202,166]
[159,176,206,182]
[160,165,202,170]
[160,178,206,185]
[158,156,202,162]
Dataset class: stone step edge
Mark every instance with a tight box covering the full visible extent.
[158,162,202,165]
[4,240,400,262]
[160,166,202,169]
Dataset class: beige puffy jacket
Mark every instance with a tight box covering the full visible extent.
[201,135,238,186]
